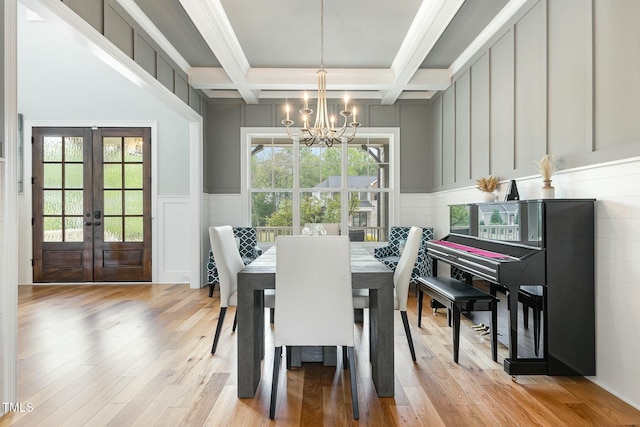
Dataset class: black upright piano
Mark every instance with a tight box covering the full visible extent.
[427,199,595,376]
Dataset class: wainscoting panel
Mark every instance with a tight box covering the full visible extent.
[157,196,191,283]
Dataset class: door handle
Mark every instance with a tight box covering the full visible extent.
[94,221,102,226]
[84,221,93,226]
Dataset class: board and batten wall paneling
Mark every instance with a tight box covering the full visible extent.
[62,0,103,33]
[63,0,207,118]
[594,0,640,150]
[370,105,399,127]
[490,30,515,175]
[547,0,592,157]
[470,52,490,178]
[399,104,429,193]
[208,103,242,194]
[442,87,455,185]
[104,4,133,58]
[174,74,189,104]
[206,99,429,194]
[189,87,201,114]
[201,99,210,193]
[514,1,547,173]
[455,70,471,183]
[244,104,273,127]
[134,33,156,77]
[157,55,174,92]
[431,96,443,188]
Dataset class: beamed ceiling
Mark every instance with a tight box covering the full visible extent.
[113,0,527,104]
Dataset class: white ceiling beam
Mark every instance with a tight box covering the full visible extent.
[179,0,258,103]
[190,66,450,94]
[258,91,395,100]
[116,0,190,73]
[188,67,233,88]
[381,0,464,105]
[247,68,395,91]
[407,69,451,90]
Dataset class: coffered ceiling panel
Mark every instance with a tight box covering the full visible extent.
[220,0,422,68]
[120,0,527,103]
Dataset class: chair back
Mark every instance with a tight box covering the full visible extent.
[233,227,258,259]
[274,236,354,347]
[388,226,411,252]
[209,226,245,307]
[394,226,422,311]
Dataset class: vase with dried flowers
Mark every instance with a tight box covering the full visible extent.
[476,175,499,202]
[534,154,555,199]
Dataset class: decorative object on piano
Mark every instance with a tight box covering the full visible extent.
[476,175,499,202]
[535,154,555,199]
[505,179,520,201]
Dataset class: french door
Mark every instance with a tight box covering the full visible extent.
[32,127,152,282]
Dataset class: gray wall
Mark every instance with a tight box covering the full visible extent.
[430,0,640,191]
[205,99,430,194]
[61,0,207,116]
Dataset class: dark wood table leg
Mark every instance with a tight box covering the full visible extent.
[237,282,262,398]
[417,288,423,327]
[368,285,394,397]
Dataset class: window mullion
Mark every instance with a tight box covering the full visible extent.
[292,138,300,234]
[341,141,349,236]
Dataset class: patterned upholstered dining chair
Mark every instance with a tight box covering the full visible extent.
[354,226,423,362]
[207,227,262,297]
[374,226,434,283]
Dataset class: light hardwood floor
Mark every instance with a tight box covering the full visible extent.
[2,284,639,426]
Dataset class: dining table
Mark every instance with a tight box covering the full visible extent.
[236,244,395,398]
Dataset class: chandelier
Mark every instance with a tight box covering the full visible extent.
[281,0,360,147]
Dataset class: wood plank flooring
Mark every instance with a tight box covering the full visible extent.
[1,284,639,426]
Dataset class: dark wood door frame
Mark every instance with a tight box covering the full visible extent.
[32,126,152,282]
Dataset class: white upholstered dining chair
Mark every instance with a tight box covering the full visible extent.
[353,226,422,362]
[269,236,358,420]
[209,225,274,355]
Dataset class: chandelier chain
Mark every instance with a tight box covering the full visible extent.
[320,0,324,68]
[281,0,360,146]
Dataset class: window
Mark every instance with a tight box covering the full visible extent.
[243,129,398,243]
[352,212,368,227]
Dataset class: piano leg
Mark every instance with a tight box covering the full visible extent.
[452,303,461,363]
[503,284,547,376]
[508,287,519,360]
[491,295,498,362]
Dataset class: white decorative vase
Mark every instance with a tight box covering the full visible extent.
[482,191,497,202]
[540,180,555,199]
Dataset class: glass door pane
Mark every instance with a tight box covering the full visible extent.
[102,136,144,242]
[42,136,84,242]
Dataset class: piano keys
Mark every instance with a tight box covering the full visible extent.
[427,199,595,377]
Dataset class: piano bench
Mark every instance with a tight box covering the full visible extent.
[417,276,500,363]
[518,286,544,357]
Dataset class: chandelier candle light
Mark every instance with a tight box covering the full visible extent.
[281,0,360,147]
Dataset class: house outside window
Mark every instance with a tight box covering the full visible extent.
[353,212,368,227]
[243,129,398,243]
